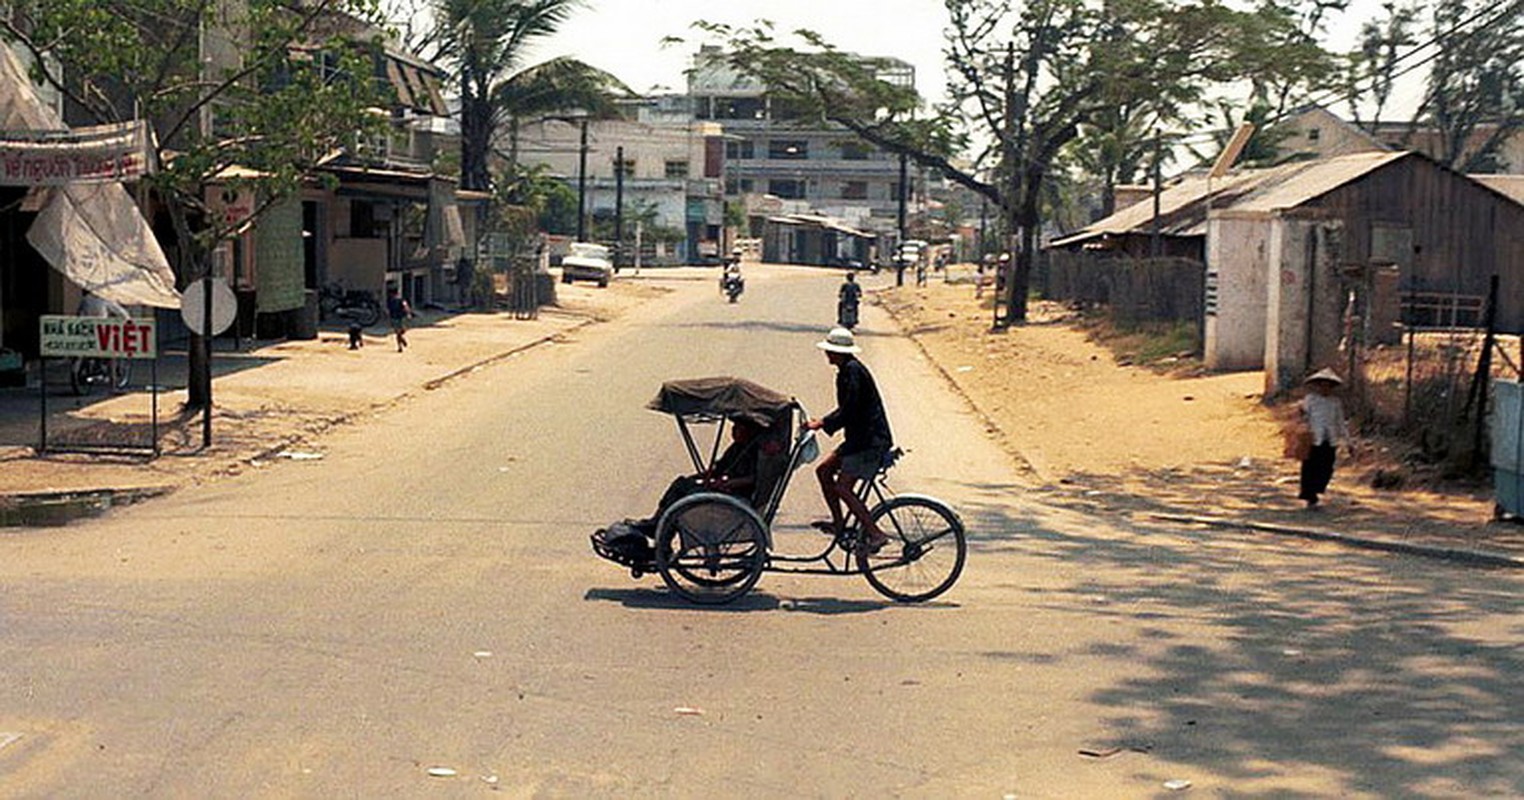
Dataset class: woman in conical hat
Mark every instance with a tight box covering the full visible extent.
[1298,368,1349,508]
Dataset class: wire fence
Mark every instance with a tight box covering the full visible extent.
[1349,281,1520,472]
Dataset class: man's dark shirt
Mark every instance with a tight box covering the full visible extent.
[822,356,893,455]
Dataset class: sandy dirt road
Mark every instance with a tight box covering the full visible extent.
[0,266,1519,798]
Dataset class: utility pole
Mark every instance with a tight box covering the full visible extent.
[614,144,625,265]
[1151,130,1163,258]
[576,118,589,242]
[997,43,1018,329]
[896,151,908,287]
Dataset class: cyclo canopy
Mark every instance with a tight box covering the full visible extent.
[647,376,795,427]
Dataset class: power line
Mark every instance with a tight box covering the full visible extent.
[1293,0,1524,123]
[1164,0,1524,149]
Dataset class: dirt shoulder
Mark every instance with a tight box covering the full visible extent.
[876,278,1522,561]
[0,277,672,500]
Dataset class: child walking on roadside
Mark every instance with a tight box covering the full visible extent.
[386,287,412,352]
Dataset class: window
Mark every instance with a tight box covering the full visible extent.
[769,179,806,199]
[1307,127,1321,142]
[665,160,690,178]
[613,157,636,176]
[725,140,755,160]
[769,140,808,160]
[350,200,375,238]
[840,141,870,160]
[841,181,868,200]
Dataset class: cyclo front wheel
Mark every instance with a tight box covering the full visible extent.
[655,493,768,605]
[857,495,966,603]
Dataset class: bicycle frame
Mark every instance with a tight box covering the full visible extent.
[764,470,895,576]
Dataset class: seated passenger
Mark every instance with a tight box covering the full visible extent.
[635,417,776,534]
[599,413,786,565]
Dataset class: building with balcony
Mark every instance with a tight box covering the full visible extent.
[514,116,726,264]
[688,45,919,247]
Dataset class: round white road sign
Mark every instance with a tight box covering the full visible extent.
[180,277,238,336]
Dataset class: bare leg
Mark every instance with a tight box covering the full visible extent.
[815,451,845,531]
[832,470,884,543]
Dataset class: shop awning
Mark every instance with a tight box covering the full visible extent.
[0,47,179,308]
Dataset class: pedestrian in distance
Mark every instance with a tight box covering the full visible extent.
[1297,367,1350,509]
[837,271,862,329]
[386,287,413,352]
[804,327,894,553]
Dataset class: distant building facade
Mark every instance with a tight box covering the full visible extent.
[687,45,917,239]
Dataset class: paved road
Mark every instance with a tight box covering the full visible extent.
[1,266,1521,797]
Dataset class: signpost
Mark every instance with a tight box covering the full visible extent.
[38,314,160,455]
[181,277,237,447]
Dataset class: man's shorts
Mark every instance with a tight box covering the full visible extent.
[840,447,890,480]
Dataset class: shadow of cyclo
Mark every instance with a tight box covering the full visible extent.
[583,586,959,615]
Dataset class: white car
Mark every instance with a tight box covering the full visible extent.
[561,242,613,287]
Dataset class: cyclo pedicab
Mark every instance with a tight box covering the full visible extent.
[591,377,967,605]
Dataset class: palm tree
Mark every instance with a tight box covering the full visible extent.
[429,0,627,191]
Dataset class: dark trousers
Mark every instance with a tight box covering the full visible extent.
[1299,443,1337,502]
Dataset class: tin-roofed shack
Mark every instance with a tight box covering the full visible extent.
[1048,151,1524,392]
[762,214,875,268]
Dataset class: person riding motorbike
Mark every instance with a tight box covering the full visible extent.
[721,254,745,301]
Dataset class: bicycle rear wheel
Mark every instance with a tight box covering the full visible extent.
[110,358,132,391]
[655,493,768,605]
[858,495,966,602]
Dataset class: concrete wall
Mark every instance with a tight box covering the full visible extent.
[1264,215,1344,395]
[1204,212,1271,371]
[329,239,387,297]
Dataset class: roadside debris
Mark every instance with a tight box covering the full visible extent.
[275,450,323,461]
[1163,778,1192,790]
[673,706,704,716]
[426,766,458,778]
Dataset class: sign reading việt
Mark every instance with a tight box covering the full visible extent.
[39,315,157,359]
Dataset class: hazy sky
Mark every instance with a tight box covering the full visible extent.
[526,0,1419,113]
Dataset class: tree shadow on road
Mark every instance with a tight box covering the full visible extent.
[947,482,1524,796]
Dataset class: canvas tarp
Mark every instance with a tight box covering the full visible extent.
[0,46,180,308]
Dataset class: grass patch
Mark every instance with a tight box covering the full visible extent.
[1081,314,1201,370]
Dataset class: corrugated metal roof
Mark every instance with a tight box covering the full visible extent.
[1473,174,1524,206]
[1049,151,1413,247]
[1232,151,1409,212]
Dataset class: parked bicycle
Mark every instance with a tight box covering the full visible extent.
[319,283,381,326]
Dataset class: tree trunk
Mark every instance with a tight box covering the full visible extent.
[166,200,211,409]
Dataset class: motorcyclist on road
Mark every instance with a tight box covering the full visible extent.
[722,250,745,300]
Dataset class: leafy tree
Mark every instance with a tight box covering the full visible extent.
[404,0,627,192]
[1414,0,1524,172]
[5,0,390,407]
[496,163,579,236]
[1343,1,1421,129]
[701,0,1327,325]
[1072,0,1340,217]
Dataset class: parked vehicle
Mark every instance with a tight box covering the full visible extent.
[561,242,613,287]
[69,356,130,396]
[319,283,381,326]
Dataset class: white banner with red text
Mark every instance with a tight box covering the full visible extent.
[38,315,158,359]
